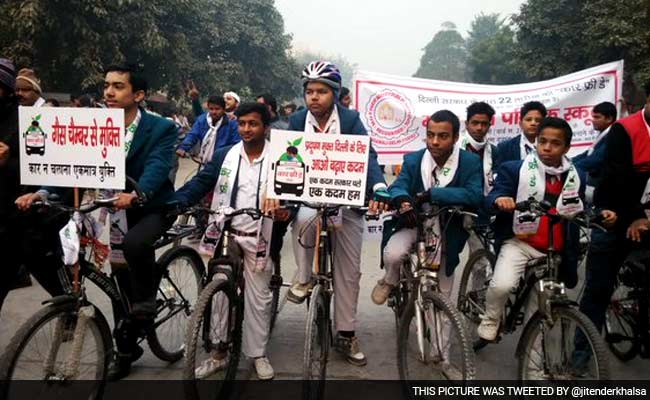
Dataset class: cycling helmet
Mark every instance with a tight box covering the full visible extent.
[301,61,342,90]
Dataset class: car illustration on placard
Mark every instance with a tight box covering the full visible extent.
[271,137,308,196]
[23,115,47,156]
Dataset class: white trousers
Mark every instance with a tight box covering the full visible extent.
[483,237,544,323]
[292,207,364,332]
[209,234,272,358]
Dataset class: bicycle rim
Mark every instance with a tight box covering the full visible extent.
[457,250,494,348]
[149,251,202,362]
[183,277,241,400]
[605,284,639,361]
[398,291,475,382]
[518,307,610,380]
[302,284,329,400]
[0,303,110,399]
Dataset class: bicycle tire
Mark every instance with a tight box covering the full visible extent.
[147,246,204,362]
[604,283,639,361]
[457,249,495,351]
[302,283,329,400]
[0,302,112,400]
[398,290,476,386]
[517,306,610,380]
[268,261,283,334]
[183,275,242,400]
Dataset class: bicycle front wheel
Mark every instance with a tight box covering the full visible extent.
[605,283,639,361]
[148,246,204,362]
[183,273,242,400]
[518,306,610,380]
[302,283,330,400]
[398,290,475,384]
[457,249,495,351]
[0,302,112,399]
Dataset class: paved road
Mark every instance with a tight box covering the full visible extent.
[1,158,647,380]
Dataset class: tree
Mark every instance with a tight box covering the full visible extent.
[512,0,650,100]
[414,22,467,82]
[0,0,301,101]
[466,13,524,84]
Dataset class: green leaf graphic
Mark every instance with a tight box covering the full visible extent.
[292,137,303,146]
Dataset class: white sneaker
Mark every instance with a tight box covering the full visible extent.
[254,356,274,380]
[287,281,313,304]
[194,355,229,379]
[477,319,499,341]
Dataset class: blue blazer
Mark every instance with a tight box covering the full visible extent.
[178,113,240,155]
[288,105,386,195]
[174,145,236,207]
[495,135,524,167]
[572,132,608,188]
[486,160,587,288]
[382,148,483,276]
[126,110,178,210]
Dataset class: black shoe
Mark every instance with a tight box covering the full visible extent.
[107,356,132,381]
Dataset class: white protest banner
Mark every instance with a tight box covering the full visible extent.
[19,106,126,189]
[267,130,369,206]
[354,60,623,164]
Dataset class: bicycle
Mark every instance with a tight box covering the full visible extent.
[0,188,204,399]
[183,206,272,399]
[395,202,476,387]
[605,248,650,361]
[294,202,375,400]
[457,198,611,380]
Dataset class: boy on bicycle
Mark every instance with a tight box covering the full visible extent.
[373,110,483,303]
[478,117,615,341]
[174,102,286,380]
[286,61,390,366]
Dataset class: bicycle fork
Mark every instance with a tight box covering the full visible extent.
[43,305,95,380]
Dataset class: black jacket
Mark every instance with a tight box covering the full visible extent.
[0,97,21,219]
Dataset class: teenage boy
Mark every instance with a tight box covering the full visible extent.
[478,117,616,341]
[174,102,286,380]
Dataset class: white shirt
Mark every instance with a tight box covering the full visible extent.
[305,106,340,134]
[34,97,46,107]
[519,134,535,159]
[231,143,268,232]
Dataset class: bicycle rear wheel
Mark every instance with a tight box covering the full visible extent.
[605,282,639,361]
[457,249,495,351]
[183,271,242,400]
[518,306,610,380]
[302,283,330,400]
[0,302,112,400]
[398,290,475,385]
[148,246,204,362]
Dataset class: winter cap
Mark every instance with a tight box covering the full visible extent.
[0,58,16,92]
[16,68,42,94]
[223,91,240,104]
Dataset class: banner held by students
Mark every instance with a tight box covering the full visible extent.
[19,106,126,189]
[354,60,623,164]
[266,129,369,206]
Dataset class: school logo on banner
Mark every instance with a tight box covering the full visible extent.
[365,89,417,140]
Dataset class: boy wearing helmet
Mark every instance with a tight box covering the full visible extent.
[286,61,390,366]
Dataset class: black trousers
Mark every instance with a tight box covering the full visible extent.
[121,209,175,304]
[0,215,21,314]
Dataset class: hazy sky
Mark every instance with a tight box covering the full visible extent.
[275,0,524,77]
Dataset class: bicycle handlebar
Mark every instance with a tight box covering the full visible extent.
[514,197,607,231]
